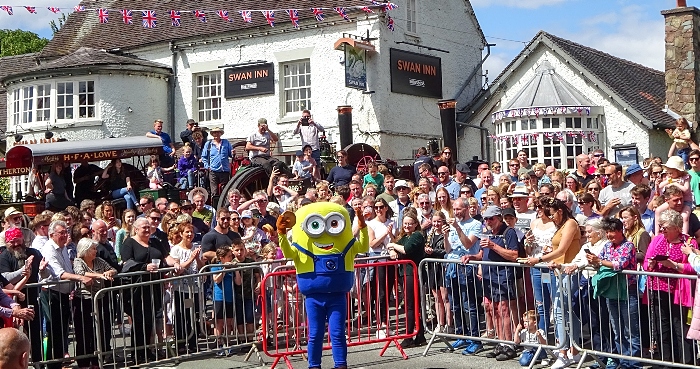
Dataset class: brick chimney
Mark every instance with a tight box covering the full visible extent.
[662,2,700,124]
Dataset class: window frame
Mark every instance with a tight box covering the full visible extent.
[194,71,222,124]
[281,59,312,117]
[406,0,417,34]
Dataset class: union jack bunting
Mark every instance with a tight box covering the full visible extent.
[47,7,61,13]
[142,10,156,28]
[1,6,13,15]
[386,15,394,31]
[361,7,374,13]
[170,10,181,26]
[192,10,206,22]
[74,5,84,12]
[261,10,274,27]
[311,8,324,21]
[24,6,36,14]
[120,9,133,24]
[238,10,251,23]
[334,7,350,21]
[97,8,109,23]
[216,10,231,22]
[286,9,299,29]
[385,2,398,10]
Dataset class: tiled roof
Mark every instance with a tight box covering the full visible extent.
[490,31,674,129]
[544,32,675,129]
[41,0,373,58]
[6,47,170,81]
[0,53,40,136]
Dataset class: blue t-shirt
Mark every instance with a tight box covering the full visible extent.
[150,130,173,154]
[445,217,482,282]
[326,165,356,188]
[202,140,233,173]
[212,266,234,302]
[293,158,312,179]
[436,178,461,200]
[482,224,519,283]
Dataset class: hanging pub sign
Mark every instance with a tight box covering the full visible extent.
[390,48,442,99]
[224,63,275,99]
[345,46,367,90]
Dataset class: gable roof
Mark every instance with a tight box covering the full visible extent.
[41,0,372,58]
[0,53,39,136]
[485,31,674,129]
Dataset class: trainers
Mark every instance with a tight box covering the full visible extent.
[604,358,619,369]
[484,345,502,359]
[496,346,517,361]
[451,339,469,350]
[551,352,577,369]
[375,329,387,339]
[462,341,483,355]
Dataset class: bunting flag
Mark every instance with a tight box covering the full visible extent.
[361,7,374,13]
[170,10,181,26]
[262,10,274,27]
[73,5,84,12]
[216,9,231,22]
[386,15,394,31]
[489,131,598,144]
[24,6,36,13]
[120,9,132,24]
[97,8,109,23]
[239,10,251,23]
[311,8,324,21]
[286,9,299,29]
[192,10,206,22]
[142,10,156,28]
[47,7,61,13]
[1,6,13,15]
[334,7,349,21]
[384,2,398,10]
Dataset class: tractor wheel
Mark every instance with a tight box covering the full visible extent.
[217,166,269,210]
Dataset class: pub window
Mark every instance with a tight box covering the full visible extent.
[21,86,33,124]
[11,89,20,126]
[195,72,222,123]
[406,0,417,33]
[36,84,51,122]
[282,59,311,115]
[56,82,74,120]
[78,81,95,119]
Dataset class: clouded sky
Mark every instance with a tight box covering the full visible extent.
[472,0,677,84]
[0,0,680,81]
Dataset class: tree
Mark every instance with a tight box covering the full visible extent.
[0,29,48,57]
[50,13,68,36]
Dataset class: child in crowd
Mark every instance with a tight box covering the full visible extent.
[514,310,547,366]
[147,156,170,189]
[666,117,691,163]
[178,144,199,190]
[654,156,692,234]
[363,161,385,194]
[259,244,282,339]
[212,247,239,357]
[232,240,261,338]
[292,147,315,184]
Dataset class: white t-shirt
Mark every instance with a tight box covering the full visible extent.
[169,244,201,292]
[247,131,272,159]
[515,210,537,231]
[518,328,545,345]
[598,181,634,216]
[367,218,394,254]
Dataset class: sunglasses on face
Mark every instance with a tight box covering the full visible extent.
[418,201,430,205]
[374,205,385,210]
[483,217,495,221]
[593,154,604,157]
[443,152,451,155]
[492,166,501,170]
[690,157,700,162]
[231,217,240,221]
[510,164,519,167]
[461,191,471,194]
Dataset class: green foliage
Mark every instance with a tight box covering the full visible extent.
[0,178,10,203]
[0,29,48,57]
[50,13,68,36]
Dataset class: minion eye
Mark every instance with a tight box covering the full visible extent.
[303,214,326,237]
[326,213,345,235]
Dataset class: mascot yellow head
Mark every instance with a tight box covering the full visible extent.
[293,202,353,255]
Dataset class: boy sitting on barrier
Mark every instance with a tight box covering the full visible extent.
[514,310,547,366]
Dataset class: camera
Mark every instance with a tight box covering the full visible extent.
[301,117,310,126]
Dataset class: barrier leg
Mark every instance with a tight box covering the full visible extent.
[243,342,266,366]
[380,338,408,359]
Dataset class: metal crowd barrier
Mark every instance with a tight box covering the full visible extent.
[418,258,567,368]
[566,268,700,369]
[260,259,420,369]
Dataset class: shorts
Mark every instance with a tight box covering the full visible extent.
[484,278,515,303]
[235,297,255,325]
[426,263,446,290]
[214,301,235,320]
[515,277,525,299]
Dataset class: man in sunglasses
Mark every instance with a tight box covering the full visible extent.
[136,195,155,218]
[436,165,460,200]
[389,180,412,225]
[588,149,605,175]
[573,154,594,187]
[201,208,241,262]
[454,163,477,194]
[507,159,521,183]
[598,162,634,217]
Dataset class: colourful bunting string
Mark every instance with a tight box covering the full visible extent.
[74,5,84,12]
[491,106,592,123]
[312,8,324,21]
[192,10,206,22]
[387,15,394,31]
[97,8,109,24]
[24,6,35,13]
[489,131,598,144]
[47,7,60,13]
[1,6,13,15]
[333,7,350,21]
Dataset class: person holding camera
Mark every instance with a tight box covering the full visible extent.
[246,118,280,174]
[293,109,325,164]
[180,119,208,147]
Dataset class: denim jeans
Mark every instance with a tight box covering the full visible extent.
[111,187,137,209]
[606,288,641,369]
[519,347,547,366]
[551,271,580,349]
[530,267,552,333]
[178,171,196,189]
[447,276,479,337]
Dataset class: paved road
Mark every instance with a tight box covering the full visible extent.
[141,339,584,369]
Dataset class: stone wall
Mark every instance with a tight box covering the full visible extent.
[662,6,700,124]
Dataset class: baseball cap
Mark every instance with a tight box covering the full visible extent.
[482,206,502,218]
[241,210,253,219]
[625,164,643,178]
[394,180,409,189]
[501,207,517,218]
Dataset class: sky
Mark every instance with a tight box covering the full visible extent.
[0,0,680,81]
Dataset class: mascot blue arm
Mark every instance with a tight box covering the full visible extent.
[276,203,367,369]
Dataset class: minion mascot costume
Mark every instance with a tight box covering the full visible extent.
[277,203,368,369]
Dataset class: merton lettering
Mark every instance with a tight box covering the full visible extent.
[0,167,30,176]
[397,60,438,76]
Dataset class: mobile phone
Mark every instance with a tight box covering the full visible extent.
[584,249,594,255]
[652,255,669,261]
[301,117,309,126]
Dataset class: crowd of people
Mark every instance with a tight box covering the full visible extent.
[4,115,700,369]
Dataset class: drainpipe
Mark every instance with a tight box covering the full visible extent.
[168,41,177,136]
[451,43,494,101]
[438,100,458,161]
